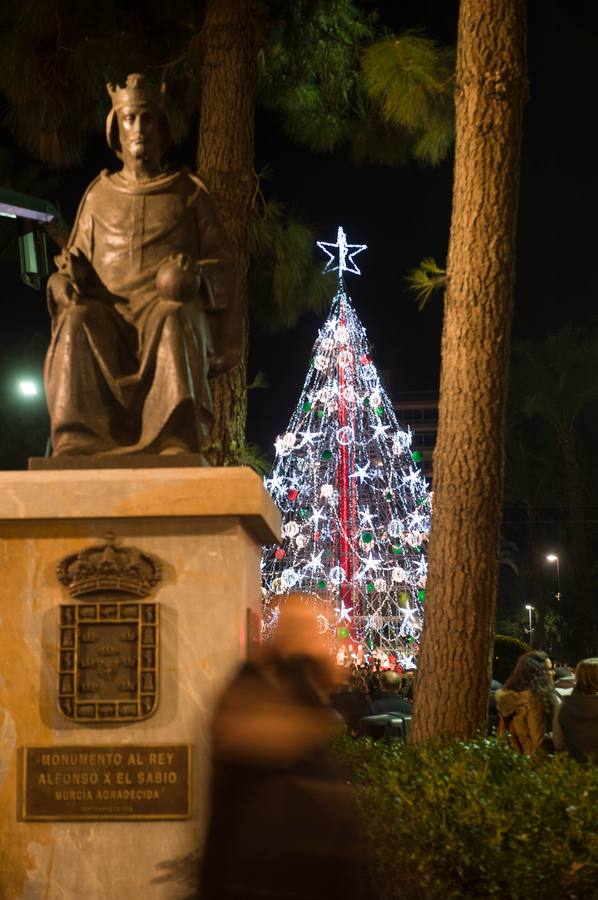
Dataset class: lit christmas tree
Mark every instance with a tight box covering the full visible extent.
[262,227,431,669]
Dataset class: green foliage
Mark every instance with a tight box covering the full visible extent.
[259,0,370,152]
[361,30,454,165]
[336,736,598,899]
[0,0,200,167]
[405,256,446,310]
[493,633,529,682]
[259,3,454,166]
[0,1,454,171]
[248,197,337,332]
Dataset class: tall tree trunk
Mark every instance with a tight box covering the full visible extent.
[411,0,527,741]
[196,0,258,463]
[560,429,596,655]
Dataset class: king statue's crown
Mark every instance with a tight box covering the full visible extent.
[106,73,166,111]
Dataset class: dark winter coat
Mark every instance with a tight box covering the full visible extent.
[553,693,598,763]
[199,659,373,900]
[367,693,413,717]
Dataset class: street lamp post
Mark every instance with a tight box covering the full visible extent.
[546,554,564,662]
[525,604,534,648]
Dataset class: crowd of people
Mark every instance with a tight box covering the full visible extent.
[330,648,598,763]
[495,651,598,761]
[199,595,598,899]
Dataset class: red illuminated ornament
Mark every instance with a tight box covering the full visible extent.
[287,488,298,501]
[274,548,286,560]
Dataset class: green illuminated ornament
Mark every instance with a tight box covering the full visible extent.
[317,410,325,419]
[411,450,423,462]
[338,627,349,639]
[367,581,375,593]
[375,406,384,416]
[392,544,403,555]
[417,496,426,505]
[299,507,310,520]
[384,492,392,501]
[362,531,373,543]
[362,398,370,407]
[415,545,422,553]
[321,449,333,460]
[418,589,426,602]
[302,401,313,413]
[308,356,315,366]
[317,579,327,590]
[407,635,415,644]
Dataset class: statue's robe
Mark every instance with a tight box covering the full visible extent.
[45,168,235,455]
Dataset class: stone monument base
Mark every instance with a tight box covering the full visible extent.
[28,453,208,471]
[0,466,279,900]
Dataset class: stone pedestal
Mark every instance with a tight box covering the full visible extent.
[0,467,279,900]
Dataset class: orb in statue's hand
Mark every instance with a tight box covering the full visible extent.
[156,253,201,302]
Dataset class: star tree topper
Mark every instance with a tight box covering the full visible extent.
[317,226,367,278]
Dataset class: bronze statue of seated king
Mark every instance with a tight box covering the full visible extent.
[44,74,238,458]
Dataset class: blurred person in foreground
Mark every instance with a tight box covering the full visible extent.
[199,594,373,900]
[553,658,598,763]
[496,650,559,755]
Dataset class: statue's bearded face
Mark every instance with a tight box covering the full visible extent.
[117,105,162,165]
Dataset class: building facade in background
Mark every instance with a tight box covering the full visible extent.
[394,391,439,481]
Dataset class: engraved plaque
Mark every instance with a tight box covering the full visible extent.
[58,602,158,722]
[22,744,191,820]
[56,534,161,723]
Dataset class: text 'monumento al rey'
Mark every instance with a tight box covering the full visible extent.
[23,744,190,820]
[56,532,161,723]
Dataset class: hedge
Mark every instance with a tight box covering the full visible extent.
[336,737,598,899]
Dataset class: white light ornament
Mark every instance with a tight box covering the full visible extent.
[336,602,353,622]
[391,567,406,583]
[393,431,412,454]
[282,521,300,538]
[317,226,367,279]
[336,425,354,446]
[281,569,299,589]
[335,325,349,344]
[329,565,347,585]
[387,518,403,538]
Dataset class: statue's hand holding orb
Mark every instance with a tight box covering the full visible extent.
[156,253,202,303]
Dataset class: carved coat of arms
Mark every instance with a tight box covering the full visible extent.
[57,533,161,723]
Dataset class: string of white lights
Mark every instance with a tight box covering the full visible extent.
[261,227,431,668]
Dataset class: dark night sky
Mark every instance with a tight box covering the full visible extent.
[1,0,597,466]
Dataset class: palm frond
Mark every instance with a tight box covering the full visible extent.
[405,257,446,310]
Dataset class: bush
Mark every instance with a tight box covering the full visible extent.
[493,634,529,682]
[336,737,598,899]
